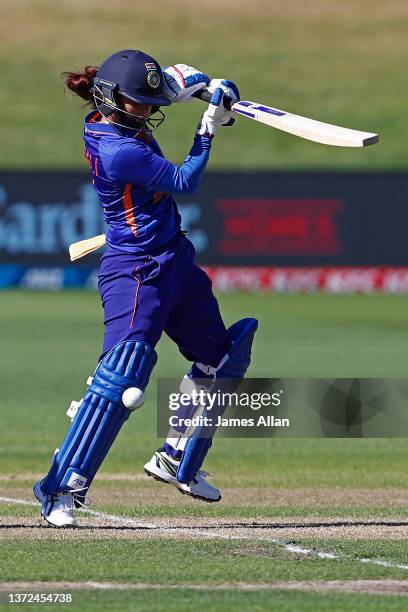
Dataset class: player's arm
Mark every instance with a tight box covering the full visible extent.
[109,86,238,194]
[157,84,239,193]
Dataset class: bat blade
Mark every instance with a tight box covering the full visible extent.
[69,233,106,261]
[231,101,379,147]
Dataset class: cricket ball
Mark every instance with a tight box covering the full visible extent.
[122,387,145,410]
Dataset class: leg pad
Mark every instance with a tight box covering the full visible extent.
[176,318,258,483]
[41,341,157,494]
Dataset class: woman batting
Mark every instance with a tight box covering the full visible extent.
[34,49,257,527]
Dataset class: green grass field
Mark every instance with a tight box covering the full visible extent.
[1,291,408,610]
[0,0,406,170]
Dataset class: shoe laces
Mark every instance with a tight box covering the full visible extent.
[51,487,92,511]
[72,486,92,510]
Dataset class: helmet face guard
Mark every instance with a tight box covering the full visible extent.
[92,50,170,134]
[93,78,165,133]
[92,78,119,117]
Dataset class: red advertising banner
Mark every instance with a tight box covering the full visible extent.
[204,267,408,293]
[216,199,342,256]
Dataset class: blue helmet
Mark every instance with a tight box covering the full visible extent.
[93,49,170,132]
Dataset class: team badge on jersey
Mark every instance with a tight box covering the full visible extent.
[147,70,161,89]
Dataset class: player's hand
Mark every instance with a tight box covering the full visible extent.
[163,64,210,103]
[206,79,240,126]
[196,87,232,137]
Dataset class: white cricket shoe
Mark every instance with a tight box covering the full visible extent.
[33,480,77,528]
[144,450,221,502]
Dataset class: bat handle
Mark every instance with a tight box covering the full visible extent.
[192,88,234,110]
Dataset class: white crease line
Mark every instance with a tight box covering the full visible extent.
[2,496,408,572]
[162,526,408,572]
[360,558,408,571]
[0,496,158,530]
[0,497,38,508]
[285,544,313,555]
[283,543,335,558]
[317,552,338,560]
[77,508,158,529]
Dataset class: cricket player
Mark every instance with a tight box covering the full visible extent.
[33,49,257,527]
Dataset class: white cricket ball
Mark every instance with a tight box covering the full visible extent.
[122,387,145,410]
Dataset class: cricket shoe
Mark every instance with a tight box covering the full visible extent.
[144,450,221,502]
[33,480,77,528]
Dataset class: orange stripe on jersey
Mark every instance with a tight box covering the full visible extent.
[84,148,92,169]
[122,184,137,236]
[94,157,99,176]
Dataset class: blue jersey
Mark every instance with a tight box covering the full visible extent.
[83,110,212,253]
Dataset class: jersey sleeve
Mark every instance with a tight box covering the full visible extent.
[150,134,212,194]
[108,141,171,188]
[108,134,213,195]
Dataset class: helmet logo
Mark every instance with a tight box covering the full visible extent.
[147,70,160,89]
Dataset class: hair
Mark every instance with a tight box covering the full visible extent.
[61,66,99,103]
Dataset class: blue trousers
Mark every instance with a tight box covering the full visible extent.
[98,235,230,367]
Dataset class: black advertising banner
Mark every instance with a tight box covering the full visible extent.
[0,171,408,266]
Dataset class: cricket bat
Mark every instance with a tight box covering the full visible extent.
[68,90,378,261]
[194,91,379,147]
[69,233,106,261]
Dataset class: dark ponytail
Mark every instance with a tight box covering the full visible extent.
[61,65,99,102]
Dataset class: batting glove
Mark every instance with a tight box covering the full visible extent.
[196,87,232,137]
[206,79,240,126]
[163,64,210,103]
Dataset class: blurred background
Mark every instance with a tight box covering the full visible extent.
[1,0,408,291]
[1,0,408,479]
